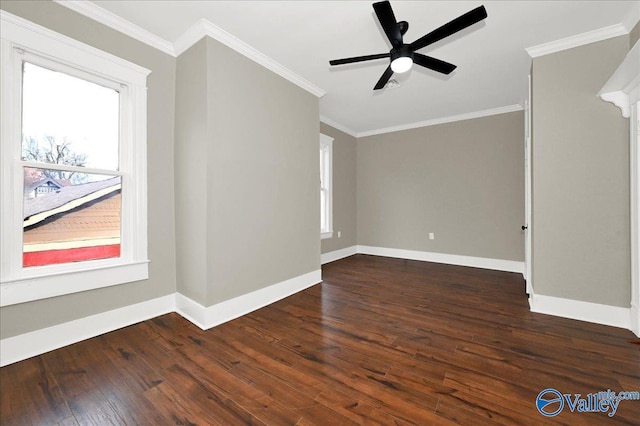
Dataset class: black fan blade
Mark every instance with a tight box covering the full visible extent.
[413,53,456,74]
[410,5,487,51]
[374,65,394,90]
[373,1,403,48]
[330,53,390,66]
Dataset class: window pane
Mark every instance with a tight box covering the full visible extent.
[21,62,120,170]
[23,167,121,267]
[319,149,324,187]
[321,189,326,231]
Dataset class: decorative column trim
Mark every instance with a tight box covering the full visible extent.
[598,40,639,116]
[599,91,631,118]
[598,40,639,337]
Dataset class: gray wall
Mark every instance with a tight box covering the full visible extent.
[0,1,177,338]
[531,35,630,307]
[320,123,357,254]
[357,111,525,261]
[175,39,208,305]
[174,37,320,307]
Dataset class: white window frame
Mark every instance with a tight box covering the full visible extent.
[320,133,334,239]
[0,11,150,307]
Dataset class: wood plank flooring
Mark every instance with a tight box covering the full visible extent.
[2,254,639,425]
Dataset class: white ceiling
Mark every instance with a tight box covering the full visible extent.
[83,1,639,135]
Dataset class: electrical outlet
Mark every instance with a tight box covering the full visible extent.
[429,233,435,240]
[337,231,341,238]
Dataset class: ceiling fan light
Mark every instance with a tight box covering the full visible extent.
[391,56,413,73]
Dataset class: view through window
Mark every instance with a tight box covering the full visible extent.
[21,62,122,267]
[320,134,333,237]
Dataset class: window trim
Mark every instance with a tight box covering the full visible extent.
[0,11,150,307]
[320,133,334,239]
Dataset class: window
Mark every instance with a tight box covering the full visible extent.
[0,12,150,306]
[21,63,122,267]
[320,133,334,239]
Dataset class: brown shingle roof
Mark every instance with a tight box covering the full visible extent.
[24,177,121,220]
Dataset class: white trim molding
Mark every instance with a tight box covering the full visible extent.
[176,270,321,330]
[600,91,632,118]
[529,291,632,332]
[1,261,149,307]
[171,18,209,57]
[0,11,151,81]
[175,19,325,98]
[0,11,150,306]
[357,105,524,138]
[632,301,640,338]
[321,245,358,265]
[0,294,175,367]
[320,115,358,138]
[525,24,628,58]
[53,1,326,98]
[598,40,640,337]
[356,245,524,274]
[322,245,524,274]
[598,40,640,118]
[52,0,175,56]
[1,269,322,366]
[320,133,334,237]
[324,247,636,335]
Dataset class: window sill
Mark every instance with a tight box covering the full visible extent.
[0,260,149,307]
[321,231,334,240]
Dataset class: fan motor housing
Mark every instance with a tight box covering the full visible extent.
[390,45,414,64]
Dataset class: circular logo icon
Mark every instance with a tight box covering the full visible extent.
[536,388,564,417]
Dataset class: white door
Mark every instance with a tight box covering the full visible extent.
[524,75,533,294]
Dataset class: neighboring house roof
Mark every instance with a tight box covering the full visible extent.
[24,177,62,194]
[23,173,47,189]
[24,176,121,224]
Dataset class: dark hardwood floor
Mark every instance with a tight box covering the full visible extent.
[2,254,639,425]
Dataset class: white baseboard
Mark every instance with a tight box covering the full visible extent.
[529,291,631,331]
[174,292,207,329]
[629,302,639,337]
[1,269,322,366]
[176,269,321,330]
[0,294,175,367]
[356,245,524,274]
[3,260,633,366]
[321,245,357,265]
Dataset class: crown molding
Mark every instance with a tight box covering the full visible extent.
[0,10,151,79]
[172,18,207,56]
[320,115,358,138]
[525,23,628,58]
[175,19,325,98]
[598,39,640,118]
[357,104,524,138]
[621,8,640,34]
[52,0,176,56]
[52,1,326,98]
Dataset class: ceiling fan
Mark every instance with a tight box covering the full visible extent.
[329,1,487,90]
